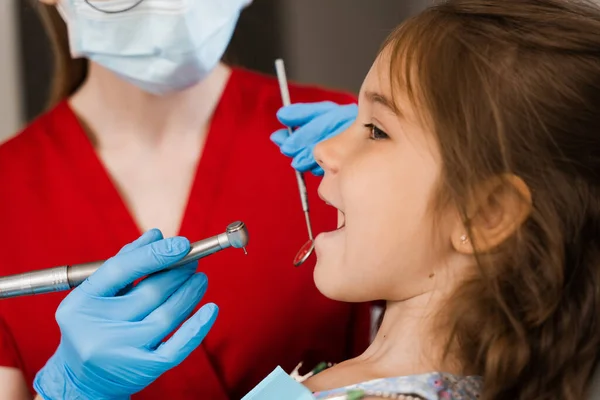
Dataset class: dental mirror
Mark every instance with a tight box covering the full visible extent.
[294,239,315,267]
[275,58,317,268]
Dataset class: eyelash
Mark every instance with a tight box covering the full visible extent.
[364,123,390,140]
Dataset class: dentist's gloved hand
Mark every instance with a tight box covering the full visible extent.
[34,230,218,400]
[270,101,358,176]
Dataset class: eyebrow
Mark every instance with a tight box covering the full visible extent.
[365,91,400,115]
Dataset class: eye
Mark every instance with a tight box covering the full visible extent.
[364,123,389,140]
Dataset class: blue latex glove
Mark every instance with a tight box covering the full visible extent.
[34,230,218,400]
[270,101,358,176]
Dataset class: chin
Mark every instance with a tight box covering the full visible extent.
[313,259,371,303]
[313,259,345,301]
[314,234,365,302]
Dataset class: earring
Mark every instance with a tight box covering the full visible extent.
[460,234,469,244]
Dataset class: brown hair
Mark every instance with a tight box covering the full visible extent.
[384,0,600,399]
[35,3,88,107]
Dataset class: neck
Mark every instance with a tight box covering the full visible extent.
[69,62,231,147]
[358,291,460,377]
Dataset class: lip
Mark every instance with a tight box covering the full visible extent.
[315,223,346,252]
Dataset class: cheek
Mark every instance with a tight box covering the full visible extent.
[347,172,432,253]
[341,149,442,299]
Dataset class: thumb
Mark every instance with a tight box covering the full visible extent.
[154,303,219,366]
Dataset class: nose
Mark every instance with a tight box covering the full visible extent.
[314,133,344,175]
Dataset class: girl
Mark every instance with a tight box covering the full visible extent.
[273,0,600,398]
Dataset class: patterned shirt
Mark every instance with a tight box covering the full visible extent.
[312,372,482,400]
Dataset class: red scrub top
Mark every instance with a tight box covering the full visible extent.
[0,67,371,399]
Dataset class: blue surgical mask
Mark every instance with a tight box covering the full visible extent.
[57,0,251,95]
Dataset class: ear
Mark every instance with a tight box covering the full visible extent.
[451,174,532,254]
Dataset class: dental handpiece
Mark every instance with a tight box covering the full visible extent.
[0,221,249,299]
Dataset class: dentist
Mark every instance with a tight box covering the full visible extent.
[0,0,363,398]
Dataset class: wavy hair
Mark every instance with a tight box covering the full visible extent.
[384,1,600,398]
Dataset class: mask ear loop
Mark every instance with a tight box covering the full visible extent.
[84,0,146,14]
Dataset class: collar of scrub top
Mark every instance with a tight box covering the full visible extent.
[241,366,315,400]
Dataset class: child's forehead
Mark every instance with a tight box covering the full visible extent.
[358,54,393,103]
[358,52,420,123]
[364,51,391,86]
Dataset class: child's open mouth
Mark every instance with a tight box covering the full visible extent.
[318,190,347,237]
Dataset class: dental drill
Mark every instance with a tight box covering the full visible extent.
[0,221,249,299]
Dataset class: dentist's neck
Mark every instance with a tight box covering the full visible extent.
[69,61,231,147]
